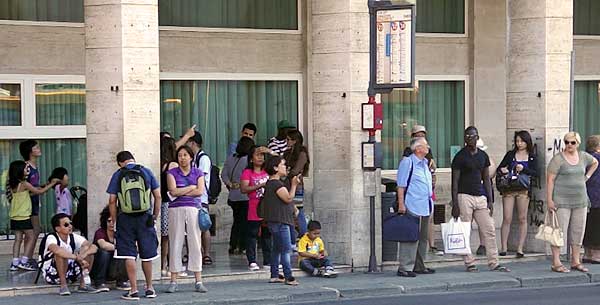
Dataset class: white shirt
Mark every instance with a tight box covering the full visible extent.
[194,150,211,204]
[42,233,86,272]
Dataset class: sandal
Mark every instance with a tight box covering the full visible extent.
[571,264,589,273]
[466,265,479,273]
[202,256,213,265]
[551,265,570,273]
[491,264,511,272]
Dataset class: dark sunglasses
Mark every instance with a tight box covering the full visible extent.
[62,222,72,228]
[564,140,577,146]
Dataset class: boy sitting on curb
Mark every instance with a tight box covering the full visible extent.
[298,220,337,278]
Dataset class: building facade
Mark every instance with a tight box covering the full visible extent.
[0,0,599,266]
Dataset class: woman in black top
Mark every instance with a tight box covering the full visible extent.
[496,130,538,258]
[160,136,179,276]
[262,156,300,286]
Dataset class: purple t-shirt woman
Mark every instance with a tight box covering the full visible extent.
[167,167,204,208]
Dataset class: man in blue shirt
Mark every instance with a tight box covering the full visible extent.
[396,137,435,277]
[107,151,161,300]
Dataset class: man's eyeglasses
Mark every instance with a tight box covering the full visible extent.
[62,222,72,228]
[564,140,577,146]
[465,134,478,139]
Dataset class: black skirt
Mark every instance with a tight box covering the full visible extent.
[583,208,600,249]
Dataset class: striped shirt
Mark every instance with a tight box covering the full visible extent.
[268,137,288,156]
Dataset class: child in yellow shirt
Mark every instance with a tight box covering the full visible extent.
[298,221,337,278]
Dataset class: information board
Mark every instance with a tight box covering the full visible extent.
[369,3,415,92]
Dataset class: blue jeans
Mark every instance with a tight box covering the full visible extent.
[297,207,308,237]
[299,257,333,275]
[268,222,293,280]
[246,221,272,265]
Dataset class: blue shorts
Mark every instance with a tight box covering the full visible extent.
[115,213,158,261]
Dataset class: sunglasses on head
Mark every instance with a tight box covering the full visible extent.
[62,222,72,228]
[564,140,577,146]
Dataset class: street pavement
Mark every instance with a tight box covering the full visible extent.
[307,284,600,305]
[1,259,599,304]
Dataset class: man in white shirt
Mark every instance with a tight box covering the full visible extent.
[42,213,98,295]
[187,131,213,265]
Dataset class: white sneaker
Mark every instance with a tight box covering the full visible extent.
[249,263,260,271]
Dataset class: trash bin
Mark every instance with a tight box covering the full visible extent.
[381,191,398,261]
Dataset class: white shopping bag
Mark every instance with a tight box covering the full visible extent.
[441,217,472,255]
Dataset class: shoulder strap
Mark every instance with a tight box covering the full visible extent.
[404,158,414,200]
[68,234,76,253]
[230,157,242,182]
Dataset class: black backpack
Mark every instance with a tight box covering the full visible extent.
[197,153,222,204]
[34,232,76,284]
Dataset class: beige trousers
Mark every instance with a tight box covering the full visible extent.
[458,194,499,268]
[556,207,587,254]
[168,207,203,272]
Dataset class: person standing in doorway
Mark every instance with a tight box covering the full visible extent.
[222,137,255,255]
[268,120,295,156]
[228,123,257,156]
[451,126,510,273]
[160,136,178,276]
[283,130,310,241]
[187,131,213,266]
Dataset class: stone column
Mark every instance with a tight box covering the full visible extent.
[506,0,572,252]
[85,0,161,269]
[473,0,508,247]
[310,1,380,266]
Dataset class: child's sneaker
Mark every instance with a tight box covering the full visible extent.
[249,263,260,271]
[323,267,338,278]
[9,262,19,271]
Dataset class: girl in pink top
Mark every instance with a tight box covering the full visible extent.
[241,146,271,270]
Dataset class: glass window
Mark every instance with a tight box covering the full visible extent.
[574,0,600,35]
[35,83,85,126]
[381,81,465,169]
[0,0,84,22]
[0,83,22,126]
[573,80,600,142]
[416,0,465,34]
[159,0,298,30]
[160,80,298,165]
[0,139,86,234]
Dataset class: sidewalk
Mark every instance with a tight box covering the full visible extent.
[0,258,599,304]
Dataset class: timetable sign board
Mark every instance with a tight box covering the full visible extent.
[371,3,415,91]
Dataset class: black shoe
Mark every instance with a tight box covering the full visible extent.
[516,252,525,258]
[228,248,235,255]
[499,252,507,256]
[414,268,435,275]
[121,291,140,301]
[476,245,486,255]
[397,270,417,277]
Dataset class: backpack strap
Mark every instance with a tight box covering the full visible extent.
[198,152,211,192]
